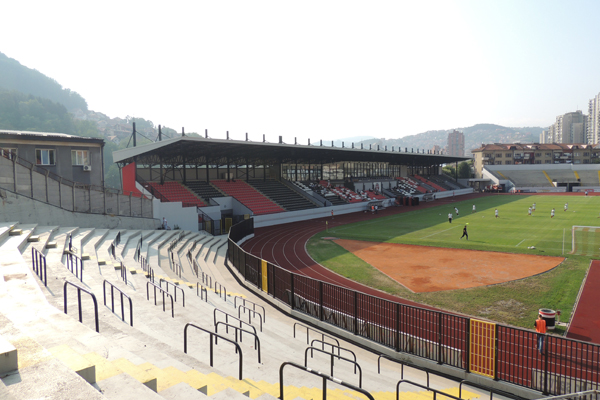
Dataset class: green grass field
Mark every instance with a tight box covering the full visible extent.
[307,194,600,330]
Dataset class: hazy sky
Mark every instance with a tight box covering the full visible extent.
[3,1,600,143]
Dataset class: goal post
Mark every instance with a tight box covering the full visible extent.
[571,226,600,256]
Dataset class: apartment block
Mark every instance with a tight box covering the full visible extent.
[446,130,465,157]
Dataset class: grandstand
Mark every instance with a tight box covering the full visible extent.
[483,164,600,193]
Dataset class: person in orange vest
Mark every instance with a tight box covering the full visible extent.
[534,314,547,354]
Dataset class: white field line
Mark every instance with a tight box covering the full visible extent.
[516,239,526,247]
[420,225,458,239]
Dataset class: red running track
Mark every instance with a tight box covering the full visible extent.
[566,260,600,344]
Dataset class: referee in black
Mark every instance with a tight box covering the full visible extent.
[460,224,468,240]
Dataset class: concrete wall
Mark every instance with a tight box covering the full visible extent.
[0,189,159,229]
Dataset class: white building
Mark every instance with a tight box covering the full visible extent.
[588,92,600,144]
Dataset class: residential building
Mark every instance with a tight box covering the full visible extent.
[588,92,600,144]
[471,143,599,178]
[551,111,587,144]
[0,129,105,186]
[446,130,465,157]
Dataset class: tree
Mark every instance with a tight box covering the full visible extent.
[457,161,472,179]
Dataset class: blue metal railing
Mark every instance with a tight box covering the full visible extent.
[31,247,47,286]
[63,280,99,333]
[103,280,133,326]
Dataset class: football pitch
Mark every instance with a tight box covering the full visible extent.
[307,194,600,329]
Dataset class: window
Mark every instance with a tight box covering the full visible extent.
[0,148,17,160]
[545,152,551,156]
[584,152,589,156]
[584,160,589,164]
[496,153,502,158]
[505,161,512,165]
[535,160,541,164]
[535,153,541,157]
[71,150,89,166]
[545,160,551,164]
[36,149,55,165]
[495,161,502,165]
[505,153,512,157]
[574,152,580,157]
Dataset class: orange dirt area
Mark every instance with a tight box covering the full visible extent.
[335,239,564,293]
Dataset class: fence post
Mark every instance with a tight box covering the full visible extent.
[58,177,62,209]
[290,274,295,310]
[494,323,499,381]
[29,164,33,198]
[437,312,443,364]
[396,303,401,352]
[543,336,549,395]
[353,291,358,335]
[45,170,49,202]
[12,158,17,192]
[319,281,324,321]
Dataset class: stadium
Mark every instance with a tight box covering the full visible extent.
[1,129,600,399]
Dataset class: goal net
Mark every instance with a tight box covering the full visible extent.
[571,226,600,256]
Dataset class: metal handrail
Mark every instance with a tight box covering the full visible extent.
[159,278,185,307]
[279,361,374,400]
[31,247,47,286]
[293,322,340,347]
[65,252,83,282]
[396,380,461,400]
[213,309,256,342]
[310,339,357,373]
[237,305,263,332]
[215,321,261,363]
[184,323,243,380]
[197,283,208,302]
[103,280,133,326]
[202,271,212,288]
[234,296,266,323]
[172,261,182,278]
[146,281,174,318]
[63,280,99,333]
[214,281,227,301]
[120,262,127,285]
[378,353,429,387]
[304,346,362,388]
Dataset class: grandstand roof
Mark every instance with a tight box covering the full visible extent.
[113,136,469,167]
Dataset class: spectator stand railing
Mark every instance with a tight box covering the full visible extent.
[396,380,461,400]
[214,321,261,363]
[184,323,243,380]
[201,271,213,288]
[310,339,357,373]
[377,353,429,388]
[63,280,99,333]
[214,281,227,301]
[237,305,263,332]
[159,278,185,307]
[120,262,128,285]
[146,281,174,318]
[191,258,200,277]
[234,296,266,323]
[304,346,363,388]
[31,247,47,286]
[279,362,374,400]
[213,308,256,342]
[293,322,340,348]
[103,280,133,327]
[171,261,182,279]
[65,251,84,282]
[197,283,208,302]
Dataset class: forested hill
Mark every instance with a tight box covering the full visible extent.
[0,52,87,111]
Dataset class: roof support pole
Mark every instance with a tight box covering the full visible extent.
[158,125,162,141]
[205,157,210,183]
[182,155,187,184]
[132,123,137,147]
[226,158,230,182]
[160,156,164,185]
[246,159,249,182]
